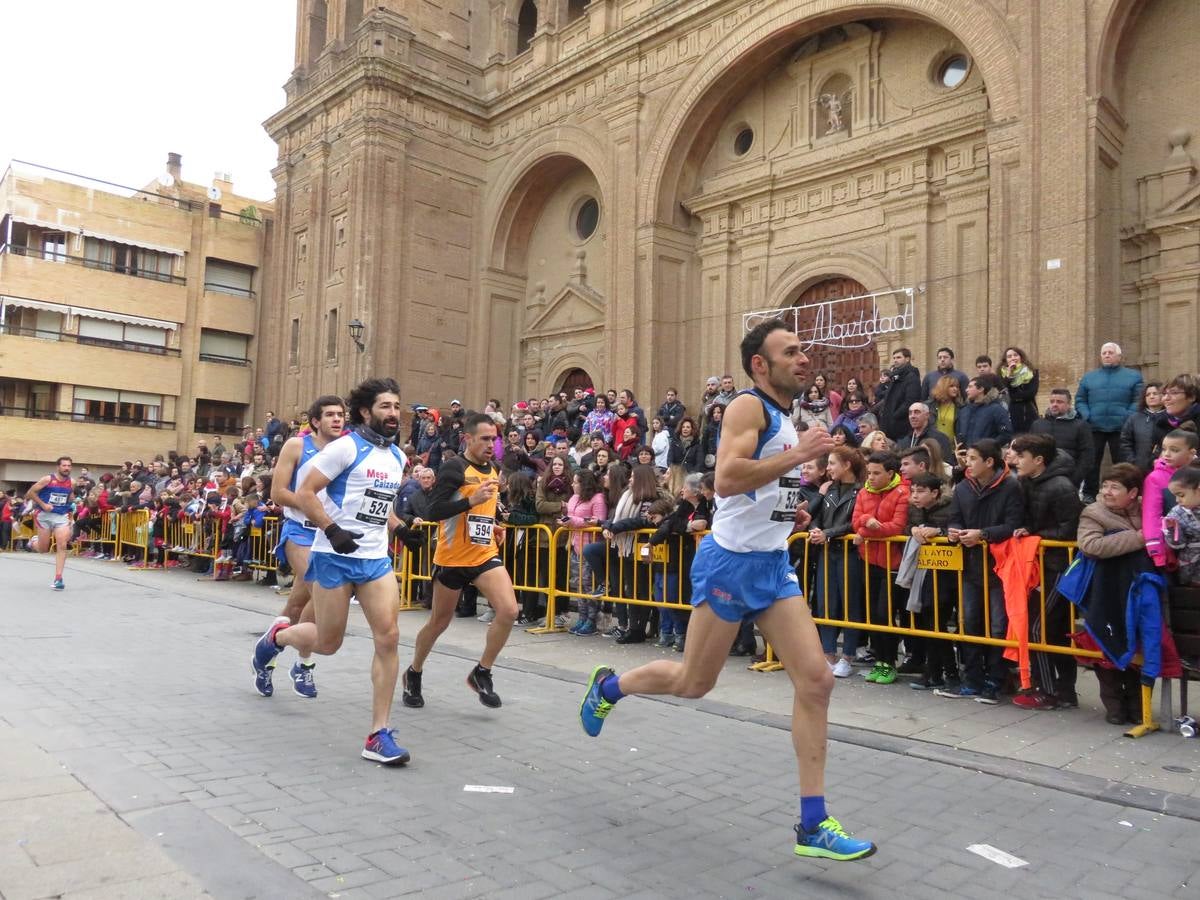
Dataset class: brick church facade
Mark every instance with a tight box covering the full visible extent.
[256,0,1199,415]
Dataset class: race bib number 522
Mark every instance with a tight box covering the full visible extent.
[355,488,394,526]
[771,476,803,523]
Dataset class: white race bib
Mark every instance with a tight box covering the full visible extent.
[467,514,494,546]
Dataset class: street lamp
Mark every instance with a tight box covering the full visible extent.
[348,318,365,352]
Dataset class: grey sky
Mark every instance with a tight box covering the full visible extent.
[3,1,295,201]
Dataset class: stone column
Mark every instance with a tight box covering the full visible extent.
[602,93,642,391]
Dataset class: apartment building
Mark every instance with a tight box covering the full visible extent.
[0,157,272,487]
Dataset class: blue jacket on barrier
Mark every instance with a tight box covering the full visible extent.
[1075,365,1143,432]
[1056,551,1167,683]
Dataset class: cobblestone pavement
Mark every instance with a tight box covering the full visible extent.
[1,552,1198,899]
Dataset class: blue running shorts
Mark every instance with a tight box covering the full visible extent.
[276,517,316,563]
[689,534,803,623]
[305,551,394,589]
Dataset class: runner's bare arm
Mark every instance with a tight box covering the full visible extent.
[295,467,336,531]
[270,437,305,510]
[714,393,834,497]
[25,476,51,510]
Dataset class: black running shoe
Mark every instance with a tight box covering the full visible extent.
[467,665,501,708]
[402,667,424,708]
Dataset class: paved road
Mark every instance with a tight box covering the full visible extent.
[1,552,1198,899]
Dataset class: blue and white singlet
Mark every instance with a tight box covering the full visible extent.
[709,388,804,554]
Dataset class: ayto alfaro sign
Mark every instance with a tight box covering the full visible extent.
[743,288,916,350]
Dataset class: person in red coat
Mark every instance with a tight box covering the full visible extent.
[852,451,910,683]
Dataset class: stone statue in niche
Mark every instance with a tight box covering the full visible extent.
[819,92,851,134]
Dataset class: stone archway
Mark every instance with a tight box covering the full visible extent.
[556,367,594,394]
[478,143,609,404]
[638,0,1021,227]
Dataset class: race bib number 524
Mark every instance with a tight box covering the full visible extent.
[355,488,394,526]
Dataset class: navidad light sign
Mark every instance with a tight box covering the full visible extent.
[743,287,916,349]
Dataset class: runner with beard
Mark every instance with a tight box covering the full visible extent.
[578,319,877,862]
[252,395,347,700]
[401,413,519,710]
[251,378,410,765]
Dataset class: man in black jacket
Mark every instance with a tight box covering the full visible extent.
[1029,388,1093,490]
[897,401,954,458]
[940,439,1024,704]
[1010,433,1083,709]
[878,348,922,441]
[657,388,686,432]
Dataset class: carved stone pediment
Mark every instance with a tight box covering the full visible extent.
[1158,179,1200,218]
[526,282,605,336]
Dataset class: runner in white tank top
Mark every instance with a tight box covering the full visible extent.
[578,320,877,862]
[252,378,411,768]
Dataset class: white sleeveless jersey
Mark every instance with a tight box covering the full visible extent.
[308,431,407,560]
[711,389,804,553]
[283,433,322,525]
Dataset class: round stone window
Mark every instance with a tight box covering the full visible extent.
[733,127,754,156]
[574,197,599,241]
[938,55,969,89]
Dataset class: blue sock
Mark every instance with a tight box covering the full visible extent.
[599,674,624,703]
[800,796,827,832]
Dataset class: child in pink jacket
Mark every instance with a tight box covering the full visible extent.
[563,469,608,633]
[1142,429,1198,566]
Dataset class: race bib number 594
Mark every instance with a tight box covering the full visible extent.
[467,514,494,546]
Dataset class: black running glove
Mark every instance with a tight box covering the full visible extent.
[324,523,363,554]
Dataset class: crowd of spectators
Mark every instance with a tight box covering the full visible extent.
[3,341,1198,727]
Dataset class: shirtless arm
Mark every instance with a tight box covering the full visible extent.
[270,437,305,511]
[25,476,52,512]
[713,393,834,497]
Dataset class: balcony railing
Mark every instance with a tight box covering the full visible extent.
[0,323,181,356]
[0,243,187,286]
[198,352,250,366]
[0,406,175,430]
[193,418,248,435]
[203,281,256,299]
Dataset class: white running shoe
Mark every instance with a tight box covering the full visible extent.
[831,658,852,678]
[477,608,496,624]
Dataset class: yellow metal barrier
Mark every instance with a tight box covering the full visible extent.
[75,510,119,558]
[163,513,222,569]
[394,522,438,611]
[246,517,282,573]
[116,510,152,567]
[536,525,696,635]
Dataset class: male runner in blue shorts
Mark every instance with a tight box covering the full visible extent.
[579,319,876,861]
[251,378,410,765]
[26,456,75,590]
[258,394,346,699]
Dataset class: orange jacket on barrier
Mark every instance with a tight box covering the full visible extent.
[991,535,1041,690]
[852,476,910,570]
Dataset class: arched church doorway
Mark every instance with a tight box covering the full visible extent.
[789,277,878,394]
[557,367,594,394]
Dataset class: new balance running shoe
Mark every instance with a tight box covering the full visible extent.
[252,616,290,697]
[290,661,317,699]
[579,665,616,737]
[362,728,410,765]
[793,817,876,861]
[467,665,501,708]
[402,667,424,708]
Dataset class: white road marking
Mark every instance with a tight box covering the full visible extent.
[966,844,1029,868]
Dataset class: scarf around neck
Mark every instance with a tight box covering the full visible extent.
[1002,363,1034,387]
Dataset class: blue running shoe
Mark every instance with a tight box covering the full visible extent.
[252,616,290,697]
[793,817,876,861]
[291,661,317,699]
[579,665,616,737]
[52,578,64,591]
[576,620,597,636]
[362,728,410,765]
[933,684,979,699]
